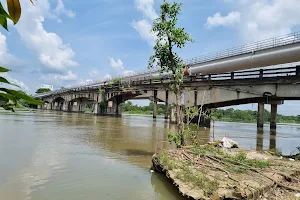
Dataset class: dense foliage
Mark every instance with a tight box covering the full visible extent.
[211,108,300,124]
[122,101,168,116]
[36,88,51,94]
[122,103,300,124]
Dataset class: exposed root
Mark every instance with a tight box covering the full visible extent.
[212,155,300,193]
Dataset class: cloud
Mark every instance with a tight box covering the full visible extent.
[132,19,156,46]
[123,70,137,77]
[2,73,30,91]
[214,0,300,42]
[40,71,77,83]
[109,58,124,70]
[103,74,112,80]
[135,0,158,21]
[132,0,157,46]
[206,12,241,28]
[54,71,77,81]
[240,0,300,42]
[14,0,78,73]
[0,33,23,71]
[88,68,100,77]
[54,0,76,19]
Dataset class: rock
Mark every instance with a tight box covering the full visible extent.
[295,193,300,198]
[221,137,238,148]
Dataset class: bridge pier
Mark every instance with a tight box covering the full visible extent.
[170,107,176,124]
[270,104,277,130]
[165,91,169,119]
[93,102,99,115]
[257,103,264,129]
[153,90,158,119]
[106,100,122,116]
[62,101,69,112]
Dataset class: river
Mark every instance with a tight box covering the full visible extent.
[0,110,299,200]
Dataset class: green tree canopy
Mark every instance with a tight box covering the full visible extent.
[36,88,51,94]
[148,0,193,146]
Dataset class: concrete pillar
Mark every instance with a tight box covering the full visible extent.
[256,131,264,152]
[170,107,176,124]
[200,107,211,128]
[164,91,168,119]
[269,130,277,151]
[62,101,69,112]
[93,102,99,115]
[270,104,277,130]
[257,103,264,129]
[79,102,86,112]
[153,90,157,119]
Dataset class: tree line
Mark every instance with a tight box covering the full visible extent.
[122,101,300,124]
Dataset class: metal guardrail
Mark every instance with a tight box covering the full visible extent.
[129,65,298,86]
[185,32,300,66]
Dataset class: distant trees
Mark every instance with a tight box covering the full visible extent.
[122,101,167,116]
[36,88,51,94]
[211,108,300,124]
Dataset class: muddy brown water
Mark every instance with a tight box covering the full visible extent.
[0,110,299,200]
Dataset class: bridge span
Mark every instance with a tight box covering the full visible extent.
[37,64,300,130]
[35,32,300,130]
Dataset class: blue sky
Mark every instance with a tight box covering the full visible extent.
[1,0,300,115]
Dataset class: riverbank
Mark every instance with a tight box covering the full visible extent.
[152,143,300,199]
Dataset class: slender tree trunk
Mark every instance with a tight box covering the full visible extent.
[176,89,184,146]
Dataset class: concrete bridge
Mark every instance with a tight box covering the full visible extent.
[37,65,300,129]
[36,32,300,130]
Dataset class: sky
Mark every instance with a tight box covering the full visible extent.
[1,0,300,115]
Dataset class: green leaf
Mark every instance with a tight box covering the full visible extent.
[0,76,20,87]
[2,104,15,112]
[0,66,9,73]
[0,2,14,30]
[0,15,8,30]
[0,92,17,105]
[0,88,44,105]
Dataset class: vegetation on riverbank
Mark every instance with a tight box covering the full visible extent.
[152,144,300,199]
[122,101,168,116]
[122,101,300,124]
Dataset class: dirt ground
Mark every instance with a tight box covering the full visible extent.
[152,144,300,200]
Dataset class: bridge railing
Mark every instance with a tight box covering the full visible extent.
[128,65,298,86]
[185,32,300,66]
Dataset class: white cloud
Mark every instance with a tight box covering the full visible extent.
[55,0,76,19]
[135,0,158,21]
[218,0,300,42]
[14,0,78,72]
[109,58,124,70]
[206,12,241,28]
[103,74,112,80]
[132,19,157,46]
[123,70,137,77]
[0,32,23,70]
[2,73,30,91]
[132,0,158,46]
[88,68,100,77]
[54,71,77,81]
[241,0,300,42]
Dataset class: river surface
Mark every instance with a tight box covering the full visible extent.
[0,110,299,200]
